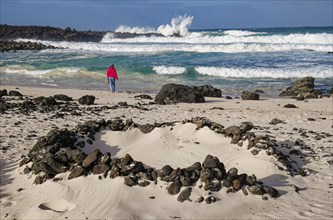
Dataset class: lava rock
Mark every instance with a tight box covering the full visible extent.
[78,95,95,105]
[192,85,222,97]
[154,83,205,104]
[241,91,259,100]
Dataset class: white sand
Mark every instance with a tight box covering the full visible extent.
[1,86,332,219]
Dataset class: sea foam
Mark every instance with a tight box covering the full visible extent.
[194,66,333,78]
[153,66,187,75]
[115,14,193,37]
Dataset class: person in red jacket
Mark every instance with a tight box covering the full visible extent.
[106,64,119,93]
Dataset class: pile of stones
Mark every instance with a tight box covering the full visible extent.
[18,116,307,203]
[0,90,149,115]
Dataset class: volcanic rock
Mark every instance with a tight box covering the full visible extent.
[241,91,259,100]
[279,77,322,98]
[78,95,95,105]
[154,83,205,104]
[192,85,222,97]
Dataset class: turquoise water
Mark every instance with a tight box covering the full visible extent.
[1,26,332,97]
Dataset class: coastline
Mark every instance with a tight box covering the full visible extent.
[1,85,332,219]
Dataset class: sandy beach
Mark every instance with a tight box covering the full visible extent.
[0,85,332,219]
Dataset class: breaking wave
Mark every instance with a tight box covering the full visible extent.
[194,66,332,78]
[115,14,193,37]
[153,66,187,75]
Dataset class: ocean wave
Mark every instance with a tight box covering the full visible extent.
[194,66,333,78]
[153,66,187,75]
[0,65,104,79]
[223,30,268,37]
[21,37,333,54]
[115,14,193,37]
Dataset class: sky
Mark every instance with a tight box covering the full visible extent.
[1,0,332,31]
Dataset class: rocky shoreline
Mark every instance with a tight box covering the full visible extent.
[1,81,332,206]
[0,40,60,52]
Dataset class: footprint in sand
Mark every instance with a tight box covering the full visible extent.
[38,199,76,212]
[23,199,76,219]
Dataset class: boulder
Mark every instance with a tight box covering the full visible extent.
[9,90,23,96]
[53,94,73,101]
[82,149,101,168]
[0,89,8,96]
[68,165,87,179]
[279,77,322,98]
[154,83,205,105]
[192,85,222,97]
[78,95,95,105]
[241,91,259,100]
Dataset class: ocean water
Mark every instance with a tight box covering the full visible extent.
[1,15,332,97]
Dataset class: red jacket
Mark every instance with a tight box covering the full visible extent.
[106,67,118,80]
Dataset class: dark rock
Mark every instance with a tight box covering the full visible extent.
[193,117,213,130]
[186,162,202,172]
[241,91,259,100]
[9,90,23,96]
[279,77,322,98]
[168,180,182,195]
[246,174,257,186]
[0,89,8,96]
[34,174,48,185]
[0,25,106,42]
[118,102,128,107]
[154,83,205,104]
[121,161,145,175]
[120,154,134,166]
[283,104,297,108]
[0,40,59,52]
[200,167,213,182]
[192,85,222,97]
[67,149,86,163]
[159,165,174,178]
[78,95,95,105]
[204,179,221,191]
[196,196,204,203]
[53,94,73,101]
[247,185,265,195]
[227,167,238,177]
[225,96,233,99]
[138,124,156,133]
[180,176,192,186]
[124,176,137,187]
[134,94,153,100]
[263,186,279,198]
[232,179,242,191]
[34,96,57,106]
[93,164,110,175]
[269,118,286,125]
[177,187,192,202]
[202,154,220,168]
[68,165,87,179]
[109,165,120,178]
[205,196,216,204]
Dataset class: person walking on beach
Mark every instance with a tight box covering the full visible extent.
[106,64,119,93]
